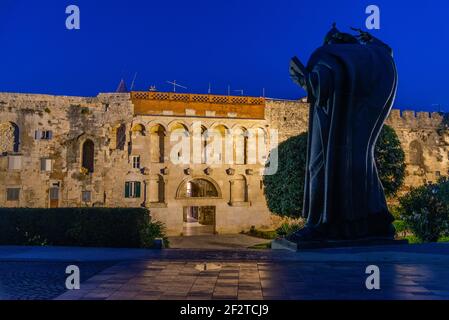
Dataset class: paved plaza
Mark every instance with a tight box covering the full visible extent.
[1,243,449,300]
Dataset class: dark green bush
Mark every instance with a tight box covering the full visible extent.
[0,207,166,248]
[398,177,449,242]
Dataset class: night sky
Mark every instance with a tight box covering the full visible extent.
[1,0,448,112]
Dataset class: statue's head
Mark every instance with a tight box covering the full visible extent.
[324,23,358,45]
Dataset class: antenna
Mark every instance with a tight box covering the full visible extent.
[227,85,230,96]
[130,72,138,91]
[262,88,265,98]
[166,80,187,92]
[234,89,244,96]
[208,83,211,94]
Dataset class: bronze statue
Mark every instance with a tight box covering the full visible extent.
[289,24,397,242]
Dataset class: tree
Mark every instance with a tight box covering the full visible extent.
[263,125,405,217]
[398,177,449,242]
[374,125,406,197]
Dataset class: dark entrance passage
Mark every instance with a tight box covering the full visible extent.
[183,206,216,236]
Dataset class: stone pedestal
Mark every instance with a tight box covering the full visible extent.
[272,237,409,251]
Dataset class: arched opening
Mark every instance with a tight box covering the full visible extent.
[178,177,220,236]
[0,122,20,154]
[132,124,145,136]
[170,123,190,163]
[210,124,229,164]
[234,127,248,164]
[178,178,220,198]
[149,124,165,163]
[409,140,424,167]
[256,127,268,164]
[82,139,95,173]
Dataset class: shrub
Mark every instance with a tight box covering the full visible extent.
[263,126,405,217]
[276,220,305,238]
[263,133,308,217]
[244,226,277,239]
[0,207,166,248]
[398,177,449,242]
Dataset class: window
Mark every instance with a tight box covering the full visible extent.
[40,158,52,172]
[49,187,59,200]
[8,155,22,170]
[125,181,141,198]
[35,130,53,140]
[435,171,441,177]
[132,156,141,169]
[82,191,92,202]
[82,139,94,173]
[6,188,20,201]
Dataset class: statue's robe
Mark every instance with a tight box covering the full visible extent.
[302,42,398,239]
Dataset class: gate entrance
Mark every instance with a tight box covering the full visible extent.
[183,206,216,236]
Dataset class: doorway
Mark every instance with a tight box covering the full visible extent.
[183,206,216,236]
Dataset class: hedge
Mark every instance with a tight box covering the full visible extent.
[0,207,166,248]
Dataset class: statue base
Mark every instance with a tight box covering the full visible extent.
[271,237,408,251]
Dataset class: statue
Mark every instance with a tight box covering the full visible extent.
[288,24,398,242]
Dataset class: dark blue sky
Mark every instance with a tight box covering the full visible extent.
[1,0,448,111]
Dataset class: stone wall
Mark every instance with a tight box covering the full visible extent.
[1,91,447,235]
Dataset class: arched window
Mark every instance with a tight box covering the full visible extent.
[170,123,189,163]
[177,178,220,198]
[0,122,19,154]
[409,140,424,167]
[82,139,95,173]
[234,127,248,164]
[150,124,165,163]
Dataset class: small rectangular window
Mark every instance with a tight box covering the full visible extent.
[35,130,53,140]
[40,158,52,172]
[8,155,22,170]
[82,191,92,202]
[132,156,141,169]
[125,181,141,198]
[6,188,20,201]
[435,171,441,177]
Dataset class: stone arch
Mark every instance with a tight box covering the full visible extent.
[176,176,222,199]
[209,124,230,164]
[230,174,248,203]
[168,121,190,133]
[149,124,166,163]
[255,127,268,164]
[0,122,20,154]
[81,139,95,173]
[170,122,190,162]
[409,140,424,167]
[131,123,146,136]
[233,126,248,164]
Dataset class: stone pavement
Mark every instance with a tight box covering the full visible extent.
[1,244,449,300]
[168,234,269,249]
[54,243,449,300]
